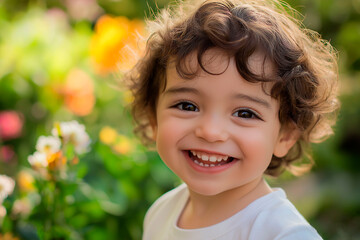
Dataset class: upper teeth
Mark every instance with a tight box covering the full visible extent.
[191,150,229,162]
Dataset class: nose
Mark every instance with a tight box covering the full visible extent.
[195,114,229,143]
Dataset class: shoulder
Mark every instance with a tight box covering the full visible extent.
[143,183,188,229]
[248,188,323,240]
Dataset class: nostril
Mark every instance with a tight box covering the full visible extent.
[195,126,229,143]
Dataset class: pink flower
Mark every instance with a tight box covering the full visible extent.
[65,0,103,21]
[0,111,23,140]
[0,145,15,163]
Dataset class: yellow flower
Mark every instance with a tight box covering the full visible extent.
[17,171,35,192]
[123,90,134,104]
[99,126,118,145]
[113,135,132,155]
[90,15,145,74]
[0,233,20,240]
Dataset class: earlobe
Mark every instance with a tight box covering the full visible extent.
[149,115,158,141]
[151,125,157,141]
[274,124,301,158]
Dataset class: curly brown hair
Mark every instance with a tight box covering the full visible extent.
[125,0,339,176]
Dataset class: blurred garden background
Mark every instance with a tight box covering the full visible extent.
[0,0,359,239]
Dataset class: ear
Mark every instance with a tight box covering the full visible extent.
[274,123,301,158]
[149,114,158,141]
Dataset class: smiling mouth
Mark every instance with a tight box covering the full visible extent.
[187,150,236,167]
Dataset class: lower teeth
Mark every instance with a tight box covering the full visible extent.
[194,159,221,167]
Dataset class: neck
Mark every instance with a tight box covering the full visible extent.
[178,177,272,229]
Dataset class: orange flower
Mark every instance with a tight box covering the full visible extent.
[47,151,67,170]
[71,156,79,165]
[64,69,95,116]
[90,15,145,74]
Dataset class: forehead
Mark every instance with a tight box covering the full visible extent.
[164,48,277,92]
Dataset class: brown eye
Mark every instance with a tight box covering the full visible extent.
[233,109,259,119]
[175,102,199,112]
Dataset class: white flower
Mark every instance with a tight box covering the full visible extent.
[0,205,6,218]
[28,151,48,168]
[52,120,90,154]
[0,174,15,203]
[36,135,61,153]
[12,198,32,217]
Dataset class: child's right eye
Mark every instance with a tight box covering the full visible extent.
[172,102,199,112]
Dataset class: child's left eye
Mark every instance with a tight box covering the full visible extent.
[172,101,199,112]
[232,109,260,120]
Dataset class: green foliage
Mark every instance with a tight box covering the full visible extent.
[0,0,359,239]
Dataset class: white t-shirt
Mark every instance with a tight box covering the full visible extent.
[143,184,322,240]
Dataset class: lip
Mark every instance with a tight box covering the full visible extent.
[182,150,238,174]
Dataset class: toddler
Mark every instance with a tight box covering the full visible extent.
[126,0,339,239]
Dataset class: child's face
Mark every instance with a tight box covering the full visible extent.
[153,49,295,196]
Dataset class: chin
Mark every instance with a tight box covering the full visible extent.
[185,182,227,196]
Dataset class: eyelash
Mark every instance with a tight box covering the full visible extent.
[171,101,199,112]
[171,101,262,120]
[232,108,262,120]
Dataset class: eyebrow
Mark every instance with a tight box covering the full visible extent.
[163,86,200,96]
[233,93,271,109]
[164,86,271,109]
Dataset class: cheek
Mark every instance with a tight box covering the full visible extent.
[156,118,180,141]
[238,128,277,163]
[155,117,192,175]
[155,117,188,156]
